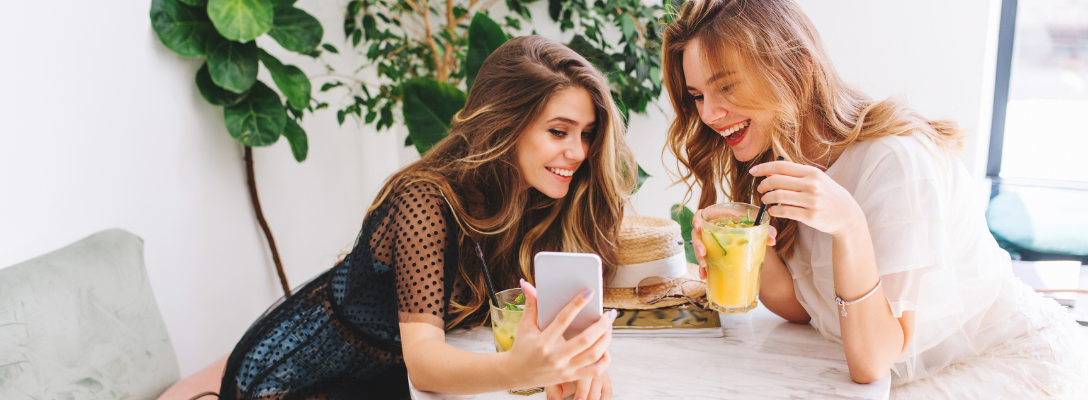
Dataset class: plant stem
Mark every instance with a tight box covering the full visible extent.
[244,146,292,298]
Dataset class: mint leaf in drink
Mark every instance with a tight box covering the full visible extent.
[504,302,520,310]
[514,293,525,304]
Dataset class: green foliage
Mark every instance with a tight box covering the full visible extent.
[402,78,468,154]
[637,164,651,191]
[258,49,310,111]
[224,81,285,147]
[195,63,248,106]
[151,0,325,162]
[153,0,667,171]
[543,0,665,120]
[150,0,215,58]
[267,7,323,53]
[465,13,508,92]
[207,0,274,42]
[281,118,308,162]
[670,204,698,264]
[336,0,666,150]
[205,35,258,93]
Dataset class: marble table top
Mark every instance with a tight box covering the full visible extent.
[410,305,891,399]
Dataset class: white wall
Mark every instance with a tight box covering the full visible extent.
[0,0,405,376]
[0,0,999,378]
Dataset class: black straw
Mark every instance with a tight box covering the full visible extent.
[474,243,501,308]
[754,156,785,225]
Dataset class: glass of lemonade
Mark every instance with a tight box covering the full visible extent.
[489,288,543,395]
[489,288,523,352]
[699,202,769,314]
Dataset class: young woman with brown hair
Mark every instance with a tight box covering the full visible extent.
[662,0,1087,397]
[210,35,631,400]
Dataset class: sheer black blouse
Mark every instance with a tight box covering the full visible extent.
[218,182,465,400]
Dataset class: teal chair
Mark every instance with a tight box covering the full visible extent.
[987,186,1088,263]
[0,229,180,399]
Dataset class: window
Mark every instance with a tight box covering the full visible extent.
[990,0,1088,188]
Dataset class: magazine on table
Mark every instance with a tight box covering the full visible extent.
[611,304,723,337]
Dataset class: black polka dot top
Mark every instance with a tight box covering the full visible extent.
[218,182,465,400]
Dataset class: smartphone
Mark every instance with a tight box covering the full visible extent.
[534,251,604,340]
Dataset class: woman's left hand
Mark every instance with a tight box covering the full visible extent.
[545,372,612,400]
[751,161,865,238]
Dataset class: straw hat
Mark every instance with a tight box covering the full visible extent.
[604,215,705,310]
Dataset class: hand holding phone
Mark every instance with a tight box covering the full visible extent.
[506,278,617,390]
[533,251,604,339]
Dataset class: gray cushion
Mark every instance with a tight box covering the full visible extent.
[0,229,179,400]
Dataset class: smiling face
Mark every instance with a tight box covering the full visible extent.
[682,39,775,162]
[515,86,597,199]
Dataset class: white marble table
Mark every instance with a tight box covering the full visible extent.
[410,305,891,399]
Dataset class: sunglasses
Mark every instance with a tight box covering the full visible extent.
[634,276,709,309]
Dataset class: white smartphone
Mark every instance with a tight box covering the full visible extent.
[534,251,604,340]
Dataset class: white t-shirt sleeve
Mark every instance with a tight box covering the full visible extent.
[852,139,962,321]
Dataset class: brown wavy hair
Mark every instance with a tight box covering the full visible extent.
[367,35,636,329]
[661,0,963,259]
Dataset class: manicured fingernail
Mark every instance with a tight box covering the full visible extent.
[582,288,594,299]
[749,167,756,174]
[610,309,618,319]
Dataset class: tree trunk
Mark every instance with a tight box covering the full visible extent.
[244,146,292,298]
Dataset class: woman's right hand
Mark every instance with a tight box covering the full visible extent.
[506,279,617,390]
[691,209,778,280]
[691,209,709,279]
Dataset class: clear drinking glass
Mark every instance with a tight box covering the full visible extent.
[489,288,544,395]
[698,202,770,314]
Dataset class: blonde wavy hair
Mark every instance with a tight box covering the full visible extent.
[367,35,636,329]
[662,0,964,259]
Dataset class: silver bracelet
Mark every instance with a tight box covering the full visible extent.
[834,278,882,317]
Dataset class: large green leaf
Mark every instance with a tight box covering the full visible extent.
[195,63,248,105]
[224,81,285,146]
[548,0,562,21]
[465,13,507,93]
[670,204,698,264]
[205,35,258,93]
[207,0,273,42]
[267,7,323,53]
[281,118,308,161]
[636,163,651,191]
[176,0,207,6]
[150,0,214,57]
[267,0,296,6]
[401,78,467,154]
[257,48,310,110]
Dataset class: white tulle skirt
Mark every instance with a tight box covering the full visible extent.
[892,277,1088,399]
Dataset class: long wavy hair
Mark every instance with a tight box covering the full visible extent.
[662,0,963,259]
[367,35,636,329]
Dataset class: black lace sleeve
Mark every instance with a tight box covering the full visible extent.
[369,182,454,328]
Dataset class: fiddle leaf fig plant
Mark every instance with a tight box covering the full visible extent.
[150,0,329,297]
[151,0,323,160]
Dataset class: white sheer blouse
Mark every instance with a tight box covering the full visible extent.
[786,133,1014,384]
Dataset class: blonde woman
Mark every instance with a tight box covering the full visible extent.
[663,0,1088,397]
[202,36,630,400]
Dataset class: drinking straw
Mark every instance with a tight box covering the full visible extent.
[754,156,785,225]
[474,243,501,308]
